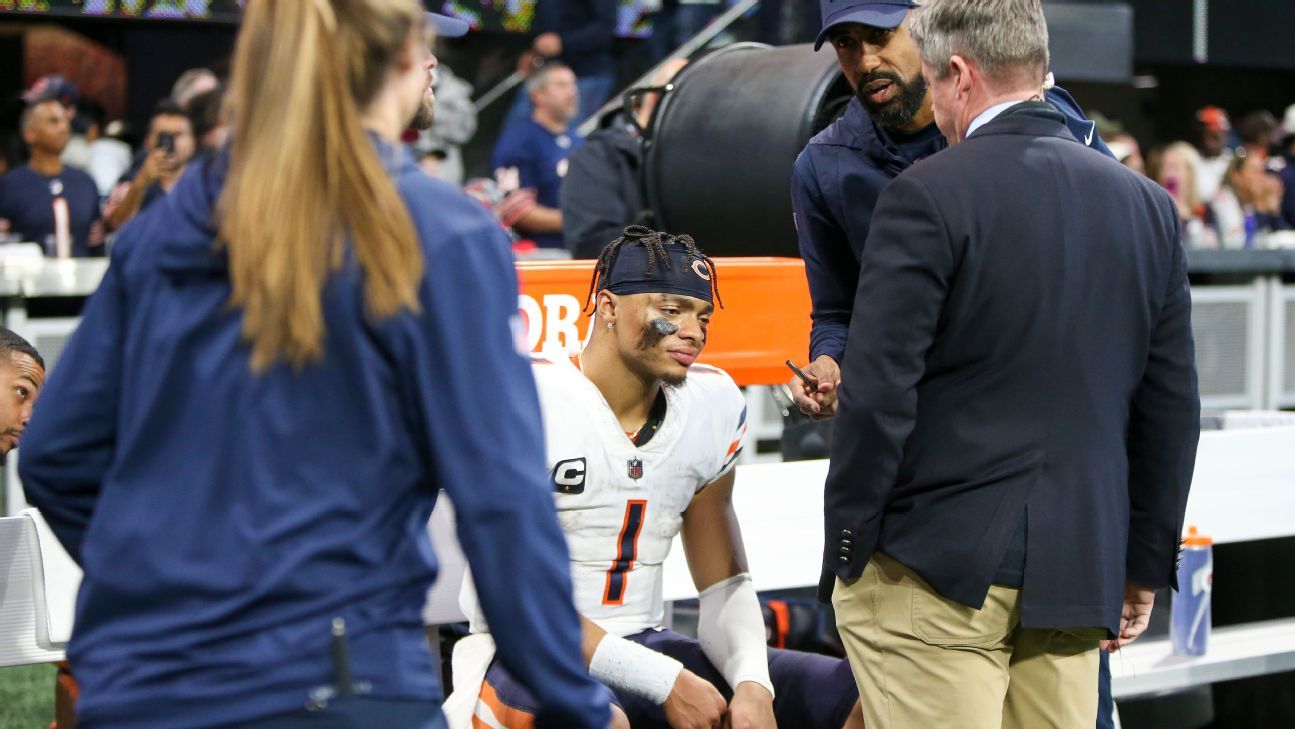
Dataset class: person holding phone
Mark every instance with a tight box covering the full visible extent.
[104,98,196,231]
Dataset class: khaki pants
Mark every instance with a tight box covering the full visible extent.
[833,553,1101,729]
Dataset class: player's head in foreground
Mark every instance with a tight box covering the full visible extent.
[0,327,44,458]
[583,226,721,387]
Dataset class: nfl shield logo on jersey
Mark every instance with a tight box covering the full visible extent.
[626,458,644,480]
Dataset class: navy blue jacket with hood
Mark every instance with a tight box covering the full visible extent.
[792,88,1113,365]
[19,142,609,729]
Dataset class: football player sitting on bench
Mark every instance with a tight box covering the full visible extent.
[448,227,864,729]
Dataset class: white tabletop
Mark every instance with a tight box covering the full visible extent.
[662,425,1295,601]
[1109,617,1295,698]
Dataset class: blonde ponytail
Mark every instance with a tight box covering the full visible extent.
[219,0,424,371]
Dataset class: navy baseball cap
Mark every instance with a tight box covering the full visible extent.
[426,10,469,38]
[815,0,918,50]
[23,74,79,108]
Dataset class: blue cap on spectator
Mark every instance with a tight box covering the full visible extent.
[426,10,469,38]
[815,0,918,50]
[23,74,79,108]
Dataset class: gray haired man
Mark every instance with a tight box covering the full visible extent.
[824,0,1199,727]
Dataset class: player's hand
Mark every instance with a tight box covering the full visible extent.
[790,355,841,419]
[725,682,775,729]
[1100,582,1156,653]
[662,669,726,729]
[533,32,562,58]
[609,703,631,729]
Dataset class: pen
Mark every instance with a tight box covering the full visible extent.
[785,359,820,390]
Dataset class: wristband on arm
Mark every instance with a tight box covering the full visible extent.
[589,632,684,705]
[698,572,775,698]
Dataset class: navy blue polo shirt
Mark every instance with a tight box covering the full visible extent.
[492,119,583,249]
[0,165,103,257]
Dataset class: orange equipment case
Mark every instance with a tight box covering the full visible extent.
[516,257,812,387]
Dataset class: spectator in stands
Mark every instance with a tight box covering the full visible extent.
[187,86,228,155]
[1151,141,1215,248]
[0,99,104,257]
[1237,109,1280,157]
[170,67,220,110]
[492,62,583,252]
[23,75,88,171]
[104,99,195,230]
[79,100,133,199]
[647,0,725,62]
[1094,115,1145,176]
[1209,152,1280,248]
[1193,105,1234,204]
[1279,104,1295,227]
[0,327,44,459]
[412,39,475,186]
[505,0,616,131]
[561,59,688,258]
[1256,163,1287,235]
[0,129,12,177]
[1107,132,1145,175]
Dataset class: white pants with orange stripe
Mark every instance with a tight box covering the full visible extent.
[442,633,497,729]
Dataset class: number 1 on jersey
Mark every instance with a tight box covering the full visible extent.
[603,500,647,605]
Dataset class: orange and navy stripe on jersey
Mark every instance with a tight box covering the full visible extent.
[603,500,647,605]
[719,404,747,473]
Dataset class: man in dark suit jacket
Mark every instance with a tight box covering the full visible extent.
[824,1,1200,727]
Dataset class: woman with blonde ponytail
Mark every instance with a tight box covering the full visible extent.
[19,2,610,727]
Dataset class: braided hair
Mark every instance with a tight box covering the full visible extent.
[583,225,723,313]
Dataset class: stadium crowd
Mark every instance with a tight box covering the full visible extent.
[3,19,1294,258]
[0,0,1274,727]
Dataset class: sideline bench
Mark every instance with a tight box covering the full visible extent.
[6,426,1295,705]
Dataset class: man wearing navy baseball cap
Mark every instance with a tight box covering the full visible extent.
[792,1,1119,728]
[408,8,470,132]
[791,0,1113,417]
[814,0,918,49]
[425,8,469,38]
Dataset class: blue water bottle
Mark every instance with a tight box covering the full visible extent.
[1171,525,1213,656]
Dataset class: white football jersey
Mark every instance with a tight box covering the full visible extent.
[536,353,748,636]
[461,351,748,638]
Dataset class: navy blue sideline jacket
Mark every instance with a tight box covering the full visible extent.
[792,87,1113,366]
[19,140,609,729]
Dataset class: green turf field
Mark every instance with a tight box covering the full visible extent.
[0,664,54,728]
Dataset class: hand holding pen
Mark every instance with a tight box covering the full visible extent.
[787,356,841,419]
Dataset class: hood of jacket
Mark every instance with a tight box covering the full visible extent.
[148,136,418,279]
[146,151,230,277]
[811,96,925,177]
[809,87,1106,176]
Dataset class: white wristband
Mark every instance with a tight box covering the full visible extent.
[589,632,684,705]
[698,572,775,699]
